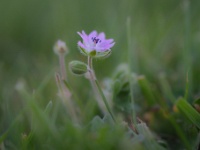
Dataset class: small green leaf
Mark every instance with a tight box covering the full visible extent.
[176,98,200,129]
[193,97,200,105]
[63,79,72,91]
[103,114,115,126]
[88,116,104,131]
[137,123,167,150]
[112,79,122,95]
[138,75,156,106]
[69,60,87,76]
[158,73,176,104]
[113,64,131,92]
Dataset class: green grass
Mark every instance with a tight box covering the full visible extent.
[0,0,200,149]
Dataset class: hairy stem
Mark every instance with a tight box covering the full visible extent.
[59,54,71,98]
[87,56,105,113]
[94,80,116,122]
[58,55,79,122]
[127,17,137,128]
[59,55,67,80]
[87,56,116,122]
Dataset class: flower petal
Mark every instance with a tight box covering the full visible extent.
[98,32,105,40]
[78,41,87,49]
[77,31,90,45]
[77,30,115,54]
[77,31,84,39]
[89,30,97,39]
[106,42,115,49]
[98,39,114,47]
[95,41,115,52]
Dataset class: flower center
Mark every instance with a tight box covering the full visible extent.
[92,37,101,44]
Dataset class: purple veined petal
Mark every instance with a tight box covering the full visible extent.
[105,42,115,49]
[78,30,95,47]
[77,31,85,39]
[96,42,115,51]
[105,39,114,43]
[86,31,98,47]
[98,39,114,47]
[97,32,106,40]
[77,30,115,54]
[77,31,90,45]
[88,30,97,39]
[81,31,89,41]
[95,38,115,52]
[78,41,94,52]
[81,30,87,36]
[78,41,87,50]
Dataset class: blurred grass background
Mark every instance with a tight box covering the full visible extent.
[0,0,200,149]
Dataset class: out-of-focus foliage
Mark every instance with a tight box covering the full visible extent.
[1,0,200,149]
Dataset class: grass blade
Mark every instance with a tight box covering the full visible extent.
[176,98,200,129]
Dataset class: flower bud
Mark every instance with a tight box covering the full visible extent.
[69,60,87,76]
[53,40,68,56]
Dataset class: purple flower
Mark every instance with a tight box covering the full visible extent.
[77,30,115,53]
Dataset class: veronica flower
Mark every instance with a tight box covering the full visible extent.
[77,30,115,57]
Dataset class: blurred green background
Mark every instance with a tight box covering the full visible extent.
[0,0,200,149]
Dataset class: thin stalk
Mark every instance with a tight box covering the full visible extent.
[95,79,116,123]
[127,17,137,128]
[184,71,189,100]
[87,56,116,122]
[159,74,176,104]
[87,56,96,80]
[87,56,106,113]
[168,115,191,150]
[129,75,137,127]
[59,55,67,80]
[56,42,74,118]
[55,73,78,123]
[58,54,71,99]
[183,0,192,101]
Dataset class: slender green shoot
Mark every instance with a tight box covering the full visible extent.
[126,17,137,129]
[87,56,116,123]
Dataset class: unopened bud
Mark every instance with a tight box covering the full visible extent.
[53,40,68,55]
[69,60,87,76]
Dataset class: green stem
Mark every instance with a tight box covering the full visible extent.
[87,56,104,112]
[127,17,137,128]
[183,0,192,102]
[87,56,116,122]
[129,75,137,127]
[94,79,116,123]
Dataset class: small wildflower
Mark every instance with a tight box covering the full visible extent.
[54,40,68,55]
[77,30,115,57]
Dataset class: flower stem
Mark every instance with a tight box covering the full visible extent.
[87,56,116,122]
[59,55,67,80]
[58,55,79,123]
[55,73,78,123]
[58,54,71,98]
[87,57,105,113]
[127,17,137,128]
[94,79,116,122]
